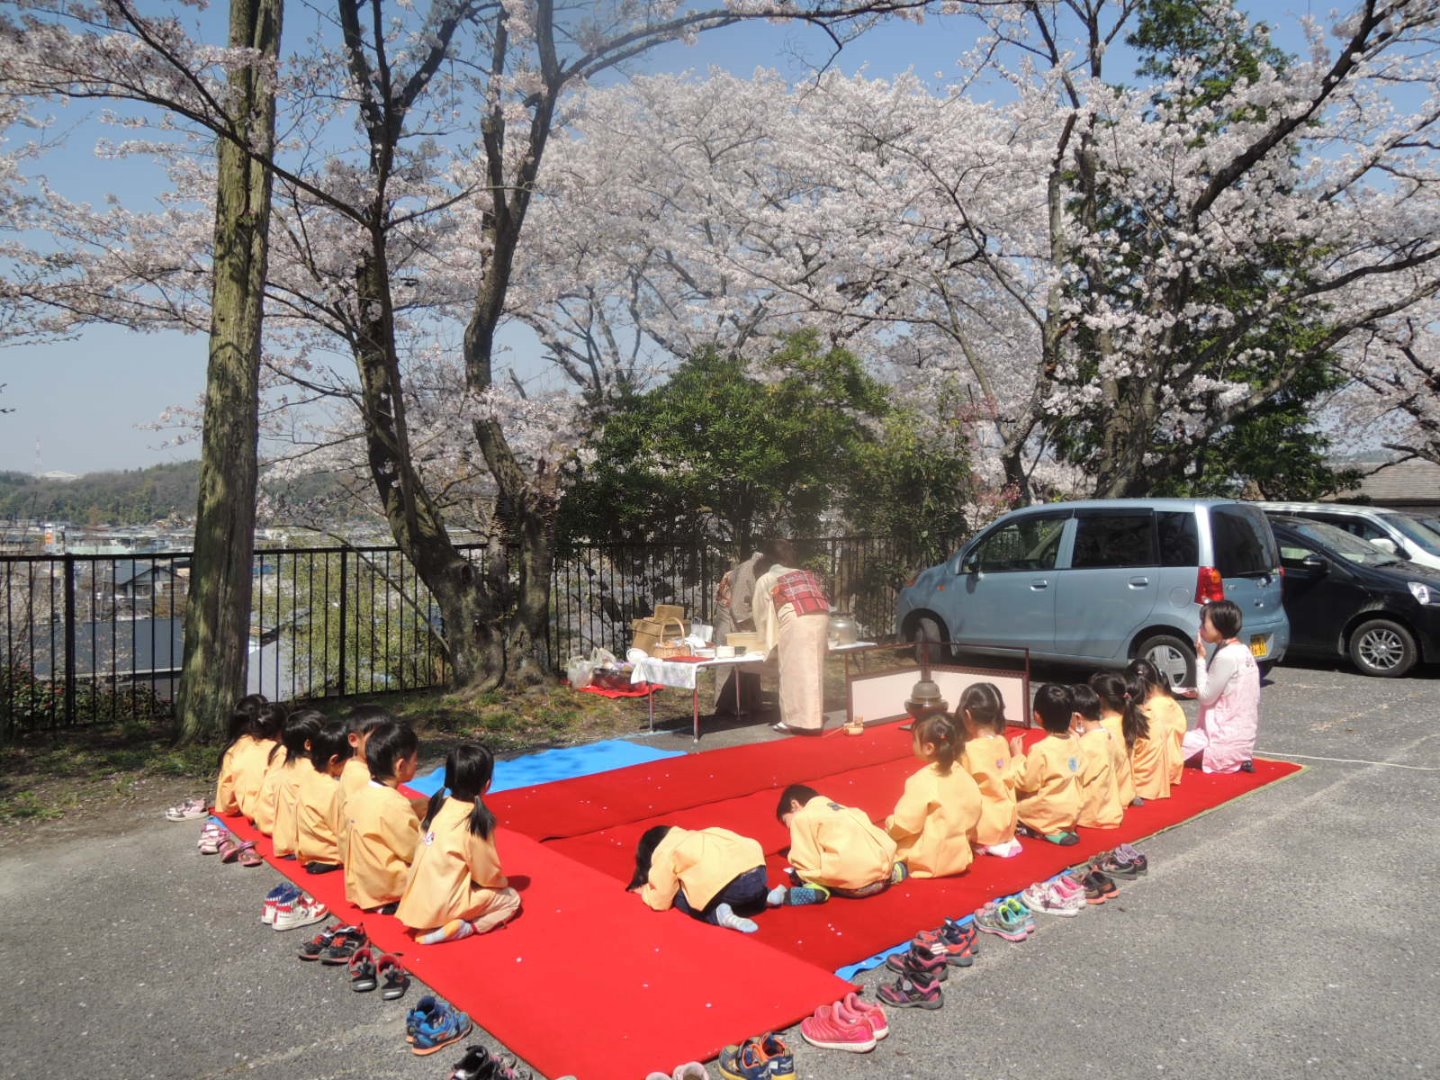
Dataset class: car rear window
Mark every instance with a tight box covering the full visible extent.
[1211,505,1277,576]
[1072,512,1157,568]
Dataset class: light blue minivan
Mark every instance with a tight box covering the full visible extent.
[896,499,1289,689]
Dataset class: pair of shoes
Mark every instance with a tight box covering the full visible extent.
[298,922,366,963]
[452,1044,533,1079]
[644,1061,709,1080]
[273,893,328,931]
[915,917,978,966]
[800,1002,877,1052]
[877,971,942,1010]
[884,940,949,983]
[262,882,302,924]
[1114,842,1149,873]
[1021,881,1082,917]
[219,837,259,865]
[198,822,227,854]
[1091,851,1140,880]
[378,954,410,1000]
[718,1034,795,1080]
[974,901,1029,942]
[1078,869,1118,904]
[166,797,209,821]
[412,999,472,1056]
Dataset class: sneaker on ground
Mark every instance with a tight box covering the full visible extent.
[273,895,328,932]
[838,992,889,1039]
[877,974,942,1010]
[297,920,347,961]
[1081,870,1118,904]
[756,1034,795,1080]
[1091,851,1139,879]
[884,942,949,983]
[800,1003,877,1052]
[167,798,210,822]
[974,903,1027,942]
[261,882,301,924]
[719,1034,793,1080]
[1115,843,1149,873]
[412,1001,472,1056]
[915,925,975,967]
[405,996,439,1044]
[1001,896,1037,933]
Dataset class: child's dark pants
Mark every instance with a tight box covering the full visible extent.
[674,866,768,925]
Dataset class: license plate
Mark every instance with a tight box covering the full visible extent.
[1250,636,1269,659]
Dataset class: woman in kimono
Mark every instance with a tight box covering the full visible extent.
[752,539,830,735]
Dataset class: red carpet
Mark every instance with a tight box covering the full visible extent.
[217,814,852,1080]
[218,722,1301,1078]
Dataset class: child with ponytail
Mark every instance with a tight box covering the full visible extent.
[212,694,270,815]
[397,743,520,945]
[1089,672,1143,807]
[884,712,983,878]
[956,682,1025,858]
[1120,670,1173,800]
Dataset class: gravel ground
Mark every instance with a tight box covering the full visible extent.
[2,659,1436,1080]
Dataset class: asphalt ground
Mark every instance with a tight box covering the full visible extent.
[2,658,1437,1080]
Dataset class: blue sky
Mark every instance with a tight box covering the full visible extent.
[0,2,1325,475]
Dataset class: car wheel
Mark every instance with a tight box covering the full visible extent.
[1135,633,1196,693]
[1348,618,1417,678]
[910,615,951,666]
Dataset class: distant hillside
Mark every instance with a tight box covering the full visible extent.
[0,461,355,526]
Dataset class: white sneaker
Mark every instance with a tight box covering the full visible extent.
[273,895,328,932]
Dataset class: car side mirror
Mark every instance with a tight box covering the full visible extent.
[1371,537,1398,555]
[1301,554,1327,574]
[960,553,979,575]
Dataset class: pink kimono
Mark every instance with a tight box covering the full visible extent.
[1182,642,1260,773]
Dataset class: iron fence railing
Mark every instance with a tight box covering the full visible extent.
[0,535,930,736]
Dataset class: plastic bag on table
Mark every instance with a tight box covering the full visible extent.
[566,655,594,688]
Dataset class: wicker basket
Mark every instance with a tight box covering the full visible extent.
[633,617,689,658]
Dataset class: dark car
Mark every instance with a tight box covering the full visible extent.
[1269,516,1440,677]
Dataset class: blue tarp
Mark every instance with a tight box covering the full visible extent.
[407,738,685,797]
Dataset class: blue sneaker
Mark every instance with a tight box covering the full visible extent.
[404,995,438,1044]
[719,1034,794,1080]
[411,1000,471,1056]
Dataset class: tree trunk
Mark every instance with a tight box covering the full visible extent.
[175,0,282,744]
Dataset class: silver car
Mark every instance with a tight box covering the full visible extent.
[896,499,1290,689]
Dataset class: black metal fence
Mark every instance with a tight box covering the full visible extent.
[0,535,928,736]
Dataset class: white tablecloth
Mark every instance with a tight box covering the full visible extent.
[630,654,766,691]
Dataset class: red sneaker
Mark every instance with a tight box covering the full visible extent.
[837,992,889,1039]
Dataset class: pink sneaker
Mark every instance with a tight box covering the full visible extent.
[837,992,889,1039]
[800,1003,877,1052]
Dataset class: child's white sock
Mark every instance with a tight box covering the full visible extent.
[766,886,788,907]
[714,902,758,933]
[418,918,476,945]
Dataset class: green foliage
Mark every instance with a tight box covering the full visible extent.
[559,332,896,547]
[0,665,171,742]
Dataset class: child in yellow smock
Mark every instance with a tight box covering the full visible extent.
[296,719,353,871]
[885,713,983,878]
[262,709,325,854]
[337,704,392,820]
[212,694,268,815]
[233,703,286,821]
[1090,672,1141,806]
[773,784,900,902]
[1070,684,1125,829]
[1008,684,1082,846]
[627,825,769,933]
[1129,658,1187,787]
[957,681,1024,858]
[397,743,520,945]
[342,721,422,912]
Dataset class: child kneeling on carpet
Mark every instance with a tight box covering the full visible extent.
[1129,658,1187,788]
[771,784,901,904]
[1070,684,1124,829]
[1008,684,1082,846]
[397,743,521,944]
[212,694,269,816]
[885,713,983,878]
[627,825,769,933]
[260,709,325,856]
[296,719,353,873]
[1091,672,1142,806]
[337,704,393,820]
[957,682,1024,858]
[342,720,422,912]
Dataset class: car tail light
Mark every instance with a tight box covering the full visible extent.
[1195,566,1225,603]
